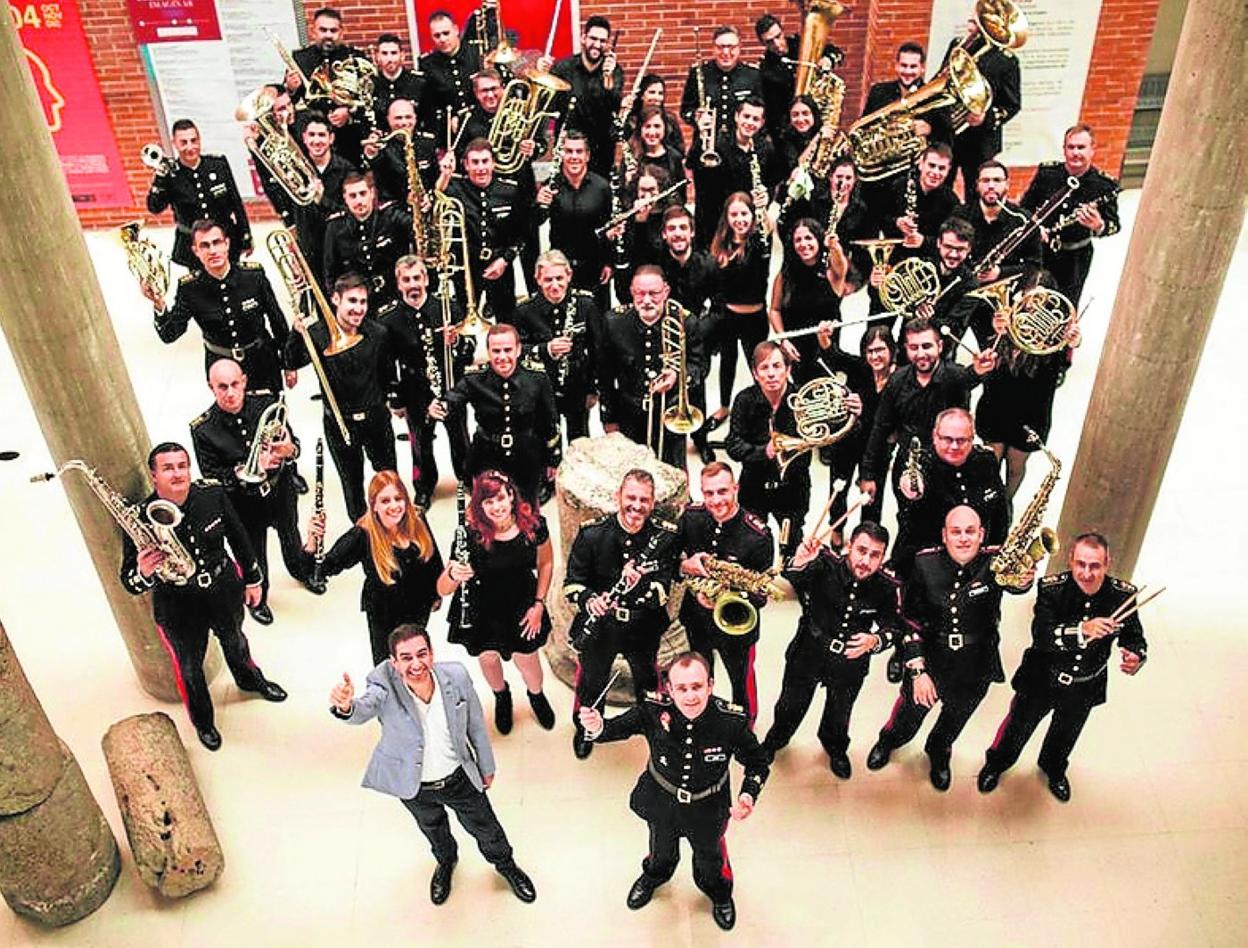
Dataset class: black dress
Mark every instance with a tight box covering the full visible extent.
[306,525,444,665]
[780,254,844,379]
[448,516,551,660]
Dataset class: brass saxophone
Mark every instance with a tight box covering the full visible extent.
[372,127,434,262]
[685,557,784,636]
[991,427,1061,589]
[33,461,197,586]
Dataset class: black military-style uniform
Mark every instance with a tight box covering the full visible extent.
[676,505,774,723]
[156,261,289,393]
[293,153,355,285]
[764,551,902,760]
[381,296,471,504]
[958,199,1042,279]
[551,54,624,177]
[1022,162,1121,304]
[597,303,707,469]
[322,203,414,315]
[418,43,482,138]
[686,132,781,251]
[942,44,1021,194]
[440,173,525,320]
[875,546,1028,767]
[513,289,601,442]
[120,481,273,733]
[442,362,560,504]
[146,154,252,269]
[984,571,1147,781]
[726,382,810,560]
[364,129,439,205]
[591,693,769,903]
[537,170,614,309]
[283,321,397,520]
[190,391,308,607]
[291,42,371,164]
[564,515,680,728]
[892,445,1010,578]
[679,60,763,140]
[372,68,426,130]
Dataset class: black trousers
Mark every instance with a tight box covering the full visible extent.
[642,809,733,902]
[616,401,686,470]
[231,478,307,605]
[556,388,592,444]
[877,676,992,763]
[716,309,770,409]
[204,344,282,396]
[404,411,469,504]
[400,768,514,868]
[325,406,397,521]
[739,471,809,561]
[983,689,1094,780]
[685,611,759,725]
[571,620,664,730]
[1042,244,1095,306]
[763,630,867,758]
[154,572,269,732]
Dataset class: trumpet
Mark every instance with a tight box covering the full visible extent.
[236,86,320,206]
[692,26,721,168]
[488,66,571,175]
[119,220,169,298]
[140,143,178,176]
[235,396,288,486]
[685,557,784,636]
[266,228,355,444]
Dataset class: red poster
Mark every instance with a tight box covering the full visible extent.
[413,0,577,59]
[126,0,220,44]
[14,0,132,207]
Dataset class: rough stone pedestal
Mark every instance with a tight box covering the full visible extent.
[102,712,224,898]
[544,432,690,706]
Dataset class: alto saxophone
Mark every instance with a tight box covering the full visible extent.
[991,428,1062,589]
[33,460,197,586]
[685,557,784,636]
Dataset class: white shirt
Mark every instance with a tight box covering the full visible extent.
[408,676,461,783]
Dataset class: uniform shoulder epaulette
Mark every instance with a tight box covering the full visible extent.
[609,303,630,317]
[179,271,198,286]
[644,690,670,706]
[497,175,519,187]
[915,545,941,557]
[572,288,594,298]
[714,696,747,715]
[238,260,264,271]
[464,362,488,374]
[880,565,901,584]
[204,152,226,161]
[197,477,222,487]
[582,513,612,528]
[190,407,212,429]
[742,62,759,71]
[326,209,345,221]
[1109,577,1137,594]
[1038,160,1063,170]
[251,388,274,397]
[516,293,533,306]
[742,510,769,535]
[981,544,1002,554]
[685,501,706,513]
[1039,572,1069,588]
[653,517,678,533]
[521,354,546,372]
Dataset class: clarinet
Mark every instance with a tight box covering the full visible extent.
[556,294,580,391]
[546,96,577,197]
[453,482,473,630]
[310,439,326,585]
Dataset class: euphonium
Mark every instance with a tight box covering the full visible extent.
[235,396,288,486]
[846,47,991,181]
[119,219,170,298]
[1005,286,1077,356]
[488,65,570,175]
[685,557,784,636]
[33,461,197,586]
[660,301,704,435]
[770,373,856,477]
[236,87,320,206]
[991,427,1061,589]
[946,1,1028,131]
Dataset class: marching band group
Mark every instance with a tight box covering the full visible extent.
[53,0,1160,929]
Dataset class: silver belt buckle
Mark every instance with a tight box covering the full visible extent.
[676,787,692,804]
[828,638,846,654]
[613,606,630,623]
[500,433,514,449]
[258,481,272,498]
[371,275,385,293]
[196,571,213,588]
[350,411,367,422]
[1056,672,1074,686]
[479,246,494,261]
[947,633,964,651]
[231,346,246,360]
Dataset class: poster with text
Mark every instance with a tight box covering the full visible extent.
[127,0,221,45]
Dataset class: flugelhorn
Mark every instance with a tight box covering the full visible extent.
[236,86,320,206]
[235,396,288,486]
[140,143,178,176]
[119,219,170,298]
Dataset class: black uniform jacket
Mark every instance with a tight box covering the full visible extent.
[157,262,289,361]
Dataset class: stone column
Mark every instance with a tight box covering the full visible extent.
[0,620,120,926]
[1052,0,1248,576]
[0,17,216,699]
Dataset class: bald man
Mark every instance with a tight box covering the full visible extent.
[866,505,1034,791]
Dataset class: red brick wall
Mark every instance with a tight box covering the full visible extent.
[67,0,1160,228]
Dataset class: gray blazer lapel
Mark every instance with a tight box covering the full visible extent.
[388,662,421,725]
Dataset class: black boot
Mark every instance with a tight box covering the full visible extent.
[494,686,513,735]
[528,690,556,730]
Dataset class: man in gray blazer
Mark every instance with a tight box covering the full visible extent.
[330,624,537,905]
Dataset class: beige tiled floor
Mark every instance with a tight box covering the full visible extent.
[1,190,1245,946]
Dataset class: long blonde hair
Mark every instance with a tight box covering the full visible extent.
[359,471,434,585]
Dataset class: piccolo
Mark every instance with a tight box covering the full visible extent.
[767,311,893,342]
[594,180,686,235]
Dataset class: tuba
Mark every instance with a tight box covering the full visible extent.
[236,87,320,206]
[119,220,170,298]
[1005,286,1077,356]
[33,461,197,586]
[234,397,288,486]
[961,0,1028,59]
[770,372,856,477]
[793,1,851,99]
[847,47,991,181]
[685,557,785,636]
[488,65,570,175]
[991,427,1061,589]
[660,301,704,435]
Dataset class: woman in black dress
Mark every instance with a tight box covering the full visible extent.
[776,94,821,183]
[768,216,852,380]
[437,470,556,734]
[304,470,443,665]
[621,106,686,187]
[620,74,686,155]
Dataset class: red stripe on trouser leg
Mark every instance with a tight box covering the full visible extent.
[989,695,1018,751]
[882,694,904,733]
[571,661,583,713]
[745,644,758,726]
[718,835,733,882]
[154,622,190,712]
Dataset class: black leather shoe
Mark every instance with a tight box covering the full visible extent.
[248,603,274,626]
[494,687,513,735]
[929,759,951,792]
[866,741,892,771]
[706,412,729,433]
[886,654,903,683]
[197,727,222,751]
[430,860,455,905]
[1047,774,1072,803]
[292,473,309,495]
[698,444,716,465]
[256,680,288,702]
[573,730,593,760]
[829,752,852,780]
[627,875,656,910]
[497,863,536,903]
[977,767,1001,794]
[303,576,327,595]
[712,898,737,931]
[528,691,556,730]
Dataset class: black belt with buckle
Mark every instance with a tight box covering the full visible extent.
[478,431,515,450]
[941,631,982,652]
[420,768,462,791]
[647,761,728,804]
[1055,667,1105,686]
[204,338,263,361]
[188,561,227,589]
[479,246,495,262]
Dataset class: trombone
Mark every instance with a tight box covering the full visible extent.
[432,192,492,365]
[266,228,356,444]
